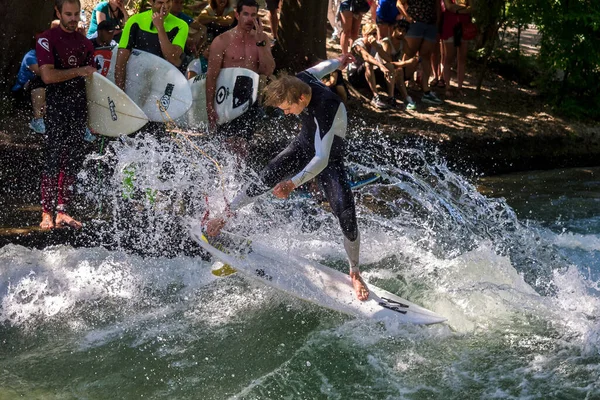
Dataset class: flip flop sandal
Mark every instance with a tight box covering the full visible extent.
[437,79,446,88]
[429,78,439,87]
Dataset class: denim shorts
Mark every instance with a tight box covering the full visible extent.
[405,21,438,42]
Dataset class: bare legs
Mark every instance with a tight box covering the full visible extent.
[340,11,361,54]
[443,39,469,95]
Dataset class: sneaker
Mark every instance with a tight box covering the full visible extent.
[29,118,46,134]
[83,127,97,142]
[371,95,390,109]
[422,91,443,105]
[331,28,339,42]
[406,99,417,111]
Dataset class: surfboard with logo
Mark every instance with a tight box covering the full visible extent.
[190,225,447,325]
[102,47,193,122]
[86,72,149,137]
[181,67,260,128]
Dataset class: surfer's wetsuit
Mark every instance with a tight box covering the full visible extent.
[119,10,188,59]
[36,27,95,214]
[229,59,361,272]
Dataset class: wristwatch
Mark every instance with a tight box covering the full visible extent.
[256,40,266,47]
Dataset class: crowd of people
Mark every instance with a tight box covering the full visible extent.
[9,0,477,301]
[329,0,475,109]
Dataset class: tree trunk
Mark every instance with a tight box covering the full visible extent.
[273,0,328,72]
[0,0,55,113]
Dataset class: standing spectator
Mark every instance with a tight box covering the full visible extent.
[429,36,444,88]
[327,0,342,41]
[37,0,96,229]
[86,0,129,41]
[441,0,474,97]
[347,23,396,109]
[376,0,403,40]
[339,0,370,54]
[206,0,275,155]
[115,0,189,138]
[398,0,444,105]
[266,0,281,44]
[11,45,46,134]
[192,0,235,43]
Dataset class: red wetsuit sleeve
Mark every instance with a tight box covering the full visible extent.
[36,30,55,68]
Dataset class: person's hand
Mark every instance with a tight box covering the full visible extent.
[252,17,268,42]
[205,217,226,237]
[79,66,97,77]
[152,4,167,31]
[116,0,126,12]
[337,53,356,70]
[207,105,218,131]
[273,180,295,199]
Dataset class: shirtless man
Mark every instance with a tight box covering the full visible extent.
[206,0,275,151]
[205,54,369,302]
[37,0,96,229]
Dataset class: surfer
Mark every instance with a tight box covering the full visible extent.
[114,0,189,137]
[205,0,275,155]
[205,54,370,301]
[36,0,96,229]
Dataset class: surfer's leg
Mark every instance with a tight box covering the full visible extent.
[54,115,86,229]
[40,107,62,226]
[320,164,369,300]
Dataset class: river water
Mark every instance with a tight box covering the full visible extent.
[1,131,598,399]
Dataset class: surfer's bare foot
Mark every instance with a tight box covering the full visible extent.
[55,213,82,229]
[350,271,369,301]
[40,212,54,230]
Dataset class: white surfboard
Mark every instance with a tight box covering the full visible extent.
[104,47,193,122]
[183,67,260,128]
[86,72,149,137]
[190,225,447,325]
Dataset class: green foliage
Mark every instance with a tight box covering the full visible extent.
[472,0,600,120]
[533,0,600,120]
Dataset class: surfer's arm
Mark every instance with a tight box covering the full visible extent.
[206,35,226,126]
[305,54,355,80]
[114,48,130,90]
[155,19,188,67]
[291,104,346,187]
[38,64,95,84]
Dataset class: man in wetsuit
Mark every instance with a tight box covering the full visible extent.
[115,0,189,136]
[36,0,96,229]
[205,54,369,301]
[206,0,275,155]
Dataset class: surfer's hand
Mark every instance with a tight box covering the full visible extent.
[206,217,226,237]
[337,54,355,70]
[207,106,218,131]
[152,6,166,30]
[273,180,295,199]
[79,66,96,77]
[253,17,267,41]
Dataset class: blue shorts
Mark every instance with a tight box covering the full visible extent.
[405,21,438,42]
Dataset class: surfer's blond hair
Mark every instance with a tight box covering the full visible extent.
[263,73,312,107]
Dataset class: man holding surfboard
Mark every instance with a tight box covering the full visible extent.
[36,0,96,230]
[206,0,275,153]
[115,0,189,136]
[205,54,370,302]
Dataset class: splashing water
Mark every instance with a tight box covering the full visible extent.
[1,126,599,398]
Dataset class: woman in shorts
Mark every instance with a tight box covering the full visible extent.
[398,0,443,104]
[339,0,371,54]
[441,0,475,97]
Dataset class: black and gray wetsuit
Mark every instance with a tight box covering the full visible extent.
[229,59,360,271]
